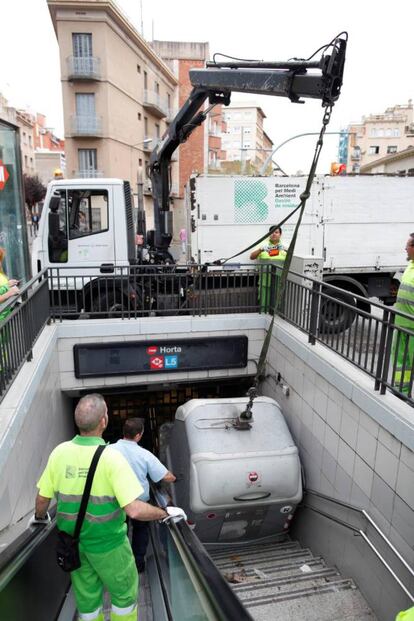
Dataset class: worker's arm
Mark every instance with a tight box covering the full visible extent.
[35,494,51,519]
[124,499,168,521]
[162,471,176,483]
[250,247,264,260]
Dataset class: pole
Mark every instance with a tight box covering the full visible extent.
[258,131,350,176]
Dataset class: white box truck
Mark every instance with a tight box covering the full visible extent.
[188,174,412,308]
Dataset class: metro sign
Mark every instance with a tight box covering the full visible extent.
[0,161,9,191]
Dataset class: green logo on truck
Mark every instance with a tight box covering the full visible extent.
[234,180,268,223]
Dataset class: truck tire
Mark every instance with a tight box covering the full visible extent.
[90,291,127,318]
[319,287,356,334]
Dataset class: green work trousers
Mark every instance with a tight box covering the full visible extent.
[392,331,414,395]
[71,538,138,621]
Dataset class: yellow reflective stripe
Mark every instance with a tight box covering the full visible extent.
[58,509,122,523]
[58,492,116,504]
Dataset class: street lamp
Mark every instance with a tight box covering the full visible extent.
[258,131,352,176]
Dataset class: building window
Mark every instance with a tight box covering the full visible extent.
[393,128,400,137]
[75,93,95,116]
[29,135,32,147]
[167,93,171,111]
[72,33,92,57]
[137,64,141,73]
[144,160,149,177]
[24,155,28,167]
[387,145,397,154]
[137,112,141,121]
[408,168,414,177]
[139,158,142,166]
[368,146,380,155]
[155,124,160,138]
[155,82,160,95]
[144,117,148,135]
[78,148,98,176]
[144,71,148,90]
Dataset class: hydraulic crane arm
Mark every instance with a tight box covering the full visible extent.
[147,34,346,260]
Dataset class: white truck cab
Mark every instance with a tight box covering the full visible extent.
[32,178,135,277]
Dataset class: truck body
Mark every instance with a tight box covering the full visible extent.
[188,174,412,303]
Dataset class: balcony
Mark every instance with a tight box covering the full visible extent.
[71,115,103,137]
[143,90,168,118]
[67,56,101,80]
[75,169,104,178]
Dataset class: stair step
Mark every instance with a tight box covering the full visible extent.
[208,539,298,560]
[211,546,314,570]
[246,587,377,620]
[241,577,355,606]
[232,567,341,594]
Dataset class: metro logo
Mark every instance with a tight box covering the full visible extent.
[150,356,164,370]
[147,346,158,355]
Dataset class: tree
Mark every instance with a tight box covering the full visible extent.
[23,174,46,213]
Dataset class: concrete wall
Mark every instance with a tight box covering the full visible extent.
[0,326,73,543]
[57,314,263,393]
[263,318,414,621]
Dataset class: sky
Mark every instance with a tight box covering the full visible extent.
[1,0,414,174]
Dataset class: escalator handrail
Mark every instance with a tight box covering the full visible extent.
[151,486,253,621]
[0,506,56,590]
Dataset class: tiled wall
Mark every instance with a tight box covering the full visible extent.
[0,326,73,537]
[56,315,264,392]
[263,319,414,621]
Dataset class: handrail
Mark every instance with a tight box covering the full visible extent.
[0,506,56,591]
[304,489,414,602]
[151,486,253,621]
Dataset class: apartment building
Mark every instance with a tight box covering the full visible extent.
[47,0,177,205]
[151,40,226,193]
[345,100,414,173]
[221,103,273,172]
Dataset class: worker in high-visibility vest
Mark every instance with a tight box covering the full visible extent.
[396,606,414,620]
[393,233,414,395]
[250,226,287,312]
[30,393,186,621]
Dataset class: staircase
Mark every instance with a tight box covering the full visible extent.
[209,538,377,620]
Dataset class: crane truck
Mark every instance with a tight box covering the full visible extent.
[31,35,347,319]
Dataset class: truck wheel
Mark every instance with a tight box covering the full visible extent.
[91,291,128,318]
[319,288,356,334]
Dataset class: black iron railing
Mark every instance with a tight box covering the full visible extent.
[0,270,50,400]
[0,264,413,407]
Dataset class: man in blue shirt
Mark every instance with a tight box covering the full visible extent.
[113,418,176,572]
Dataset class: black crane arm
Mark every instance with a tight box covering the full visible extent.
[147,34,346,260]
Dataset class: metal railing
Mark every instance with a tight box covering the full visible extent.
[1,263,414,406]
[47,264,260,321]
[267,265,414,406]
[304,489,414,603]
[70,114,103,137]
[66,56,101,80]
[75,169,104,178]
[0,271,50,402]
